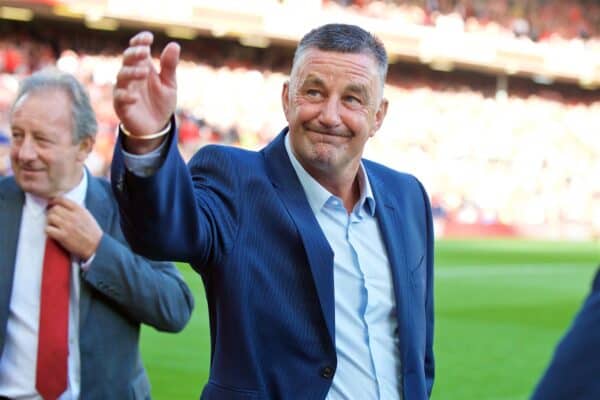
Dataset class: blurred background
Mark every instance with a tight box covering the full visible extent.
[0,0,598,399]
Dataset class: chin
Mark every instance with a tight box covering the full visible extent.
[17,181,47,198]
[312,147,337,164]
[309,154,337,173]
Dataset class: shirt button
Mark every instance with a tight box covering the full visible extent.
[320,366,334,379]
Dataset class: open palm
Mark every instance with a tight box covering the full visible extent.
[113,31,179,137]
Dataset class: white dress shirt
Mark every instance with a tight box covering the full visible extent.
[0,173,87,400]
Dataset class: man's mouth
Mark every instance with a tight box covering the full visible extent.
[19,165,44,173]
[306,127,349,138]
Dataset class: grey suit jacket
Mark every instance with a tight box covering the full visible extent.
[0,173,194,399]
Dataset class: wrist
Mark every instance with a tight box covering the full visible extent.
[79,252,96,272]
[120,122,171,154]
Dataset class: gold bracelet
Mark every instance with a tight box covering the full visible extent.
[120,122,171,140]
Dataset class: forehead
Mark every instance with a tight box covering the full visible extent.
[292,48,382,88]
[11,88,72,128]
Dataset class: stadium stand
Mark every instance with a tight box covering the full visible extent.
[0,0,598,240]
[325,0,600,42]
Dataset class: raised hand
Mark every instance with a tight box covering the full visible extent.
[113,31,180,139]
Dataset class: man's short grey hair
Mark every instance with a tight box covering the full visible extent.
[11,68,97,143]
[293,23,388,84]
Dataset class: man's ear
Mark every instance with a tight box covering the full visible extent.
[76,136,95,162]
[281,81,290,119]
[372,98,388,135]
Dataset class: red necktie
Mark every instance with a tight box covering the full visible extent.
[36,237,70,400]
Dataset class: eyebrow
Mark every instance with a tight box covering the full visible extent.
[300,75,326,88]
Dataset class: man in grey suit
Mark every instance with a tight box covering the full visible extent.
[0,68,194,400]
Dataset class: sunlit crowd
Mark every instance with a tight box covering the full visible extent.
[0,1,598,240]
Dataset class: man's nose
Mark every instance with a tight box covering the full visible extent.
[318,97,342,127]
[17,136,37,161]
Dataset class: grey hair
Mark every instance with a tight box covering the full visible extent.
[292,23,388,84]
[11,68,97,143]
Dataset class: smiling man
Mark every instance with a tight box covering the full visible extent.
[111,24,434,399]
[0,69,194,400]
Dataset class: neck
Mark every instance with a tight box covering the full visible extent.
[48,168,85,199]
[310,166,361,214]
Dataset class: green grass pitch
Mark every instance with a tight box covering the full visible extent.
[140,239,600,399]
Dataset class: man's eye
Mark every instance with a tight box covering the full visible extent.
[35,136,51,144]
[306,89,321,97]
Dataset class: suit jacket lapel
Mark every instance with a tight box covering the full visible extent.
[263,129,336,343]
[0,179,24,344]
[79,172,110,324]
[368,170,411,363]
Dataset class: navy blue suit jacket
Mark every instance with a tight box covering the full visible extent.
[531,268,600,400]
[112,128,435,399]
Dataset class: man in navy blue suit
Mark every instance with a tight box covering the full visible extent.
[111,24,435,399]
[531,266,600,399]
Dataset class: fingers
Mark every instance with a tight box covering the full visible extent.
[45,224,64,243]
[46,207,68,243]
[48,196,78,210]
[117,33,153,92]
[122,46,151,66]
[129,30,154,47]
[159,42,180,87]
[113,31,179,134]
[46,197,80,230]
[119,31,180,87]
[115,32,179,91]
[46,203,69,230]
[113,88,138,106]
[114,65,150,89]
[45,198,102,260]
[116,44,152,91]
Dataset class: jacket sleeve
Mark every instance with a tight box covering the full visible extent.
[81,228,194,333]
[531,267,600,400]
[110,122,240,269]
[419,179,435,397]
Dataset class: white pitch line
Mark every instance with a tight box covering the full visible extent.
[436,264,596,277]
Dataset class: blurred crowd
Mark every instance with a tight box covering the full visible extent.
[325,0,600,43]
[0,6,598,240]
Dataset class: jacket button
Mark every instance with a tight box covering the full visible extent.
[320,366,334,379]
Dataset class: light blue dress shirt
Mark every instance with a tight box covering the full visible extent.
[284,136,402,400]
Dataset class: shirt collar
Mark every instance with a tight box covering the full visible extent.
[284,133,375,216]
[24,170,88,216]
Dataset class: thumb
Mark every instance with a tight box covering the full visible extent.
[159,41,180,87]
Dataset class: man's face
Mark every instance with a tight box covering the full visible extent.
[10,89,92,198]
[282,48,388,183]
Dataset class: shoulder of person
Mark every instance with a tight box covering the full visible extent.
[86,174,120,211]
[363,159,430,205]
[87,174,112,194]
[188,143,260,168]
[363,158,419,186]
[0,175,20,196]
[198,143,257,157]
